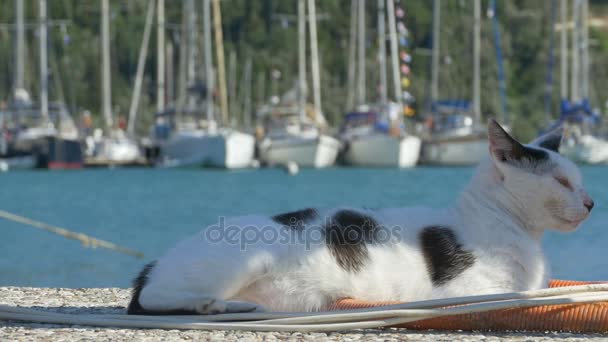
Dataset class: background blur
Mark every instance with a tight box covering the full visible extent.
[1,1,607,140]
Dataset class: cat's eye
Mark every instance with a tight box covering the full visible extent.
[555,176,572,190]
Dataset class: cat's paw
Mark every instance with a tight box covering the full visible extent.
[225,300,266,313]
[193,298,265,314]
[194,298,227,314]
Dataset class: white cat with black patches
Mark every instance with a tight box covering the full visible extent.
[128,120,594,315]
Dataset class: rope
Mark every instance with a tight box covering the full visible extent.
[2,284,608,333]
[0,210,144,259]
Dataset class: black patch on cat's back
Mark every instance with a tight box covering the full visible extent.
[419,226,475,286]
[127,261,197,315]
[272,208,318,230]
[324,210,379,272]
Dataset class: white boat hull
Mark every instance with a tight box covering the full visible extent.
[422,136,488,166]
[0,155,36,171]
[259,135,340,168]
[160,129,255,169]
[560,135,608,164]
[343,134,421,168]
[100,138,141,163]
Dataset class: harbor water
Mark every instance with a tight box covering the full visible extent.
[1,166,606,288]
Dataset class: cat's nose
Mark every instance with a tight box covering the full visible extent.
[584,199,594,212]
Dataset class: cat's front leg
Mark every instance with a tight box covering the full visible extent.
[193,298,266,314]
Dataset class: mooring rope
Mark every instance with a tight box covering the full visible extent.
[2,284,608,332]
[0,209,144,258]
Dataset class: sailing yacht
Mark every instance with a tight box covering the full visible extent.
[257,101,340,169]
[4,0,83,169]
[4,98,82,169]
[157,0,255,169]
[160,118,255,168]
[341,105,421,168]
[548,0,607,164]
[257,0,339,169]
[421,0,488,166]
[85,0,142,167]
[340,0,420,168]
[558,103,608,164]
[421,101,487,166]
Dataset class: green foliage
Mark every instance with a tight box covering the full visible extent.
[0,0,606,141]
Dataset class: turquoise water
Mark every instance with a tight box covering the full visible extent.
[0,166,606,288]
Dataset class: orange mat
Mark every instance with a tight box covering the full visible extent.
[328,279,608,333]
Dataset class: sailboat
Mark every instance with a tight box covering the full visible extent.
[85,0,142,167]
[421,0,488,166]
[157,0,255,169]
[340,0,421,168]
[257,101,341,169]
[257,0,340,168]
[549,0,608,164]
[5,0,83,169]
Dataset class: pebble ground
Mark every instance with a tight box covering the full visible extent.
[1,287,607,341]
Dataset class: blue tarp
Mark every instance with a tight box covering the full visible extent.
[559,98,600,124]
[540,98,601,135]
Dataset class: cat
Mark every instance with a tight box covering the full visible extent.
[127,119,594,315]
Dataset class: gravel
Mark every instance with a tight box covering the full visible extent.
[1,287,608,341]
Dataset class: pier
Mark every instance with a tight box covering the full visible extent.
[1,287,603,341]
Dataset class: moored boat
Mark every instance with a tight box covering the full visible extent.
[421,103,487,166]
[340,107,420,168]
[257,105,339,169]
[159,125,255,169]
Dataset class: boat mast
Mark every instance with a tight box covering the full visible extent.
[242,58,252,128]
[345,0,357,110]
[15,0,25,93]
[127,0,155,136]
[560,0,569,100]
[581,0,589,100]
[571,0,579,102]
[308,0,322,118]
[176,0,189,113]
[357,0,366,105]
[186,0,197,111]
[431,0,440,103]
[545,0,557,124]
[39,0,49,123]
[227,51,236,123]
[213,0,229,126]
[490,0,508,125]
[101,0,113,131]
[157,0,165,113]
[166,41,174,106]
[203,0,214,126]
[298,0,306,123]
[387,0,401,107]
[472,0,481,123]
[377,0,387,106]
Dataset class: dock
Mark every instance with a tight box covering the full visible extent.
[1,287,605,341]
[84,158,152,168]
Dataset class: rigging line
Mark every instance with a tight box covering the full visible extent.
[0,209,144,258]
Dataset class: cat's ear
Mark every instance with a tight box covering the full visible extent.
[531,126,563,153]
[487,119,547,165]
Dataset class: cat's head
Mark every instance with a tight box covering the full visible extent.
[487,119,593,232]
